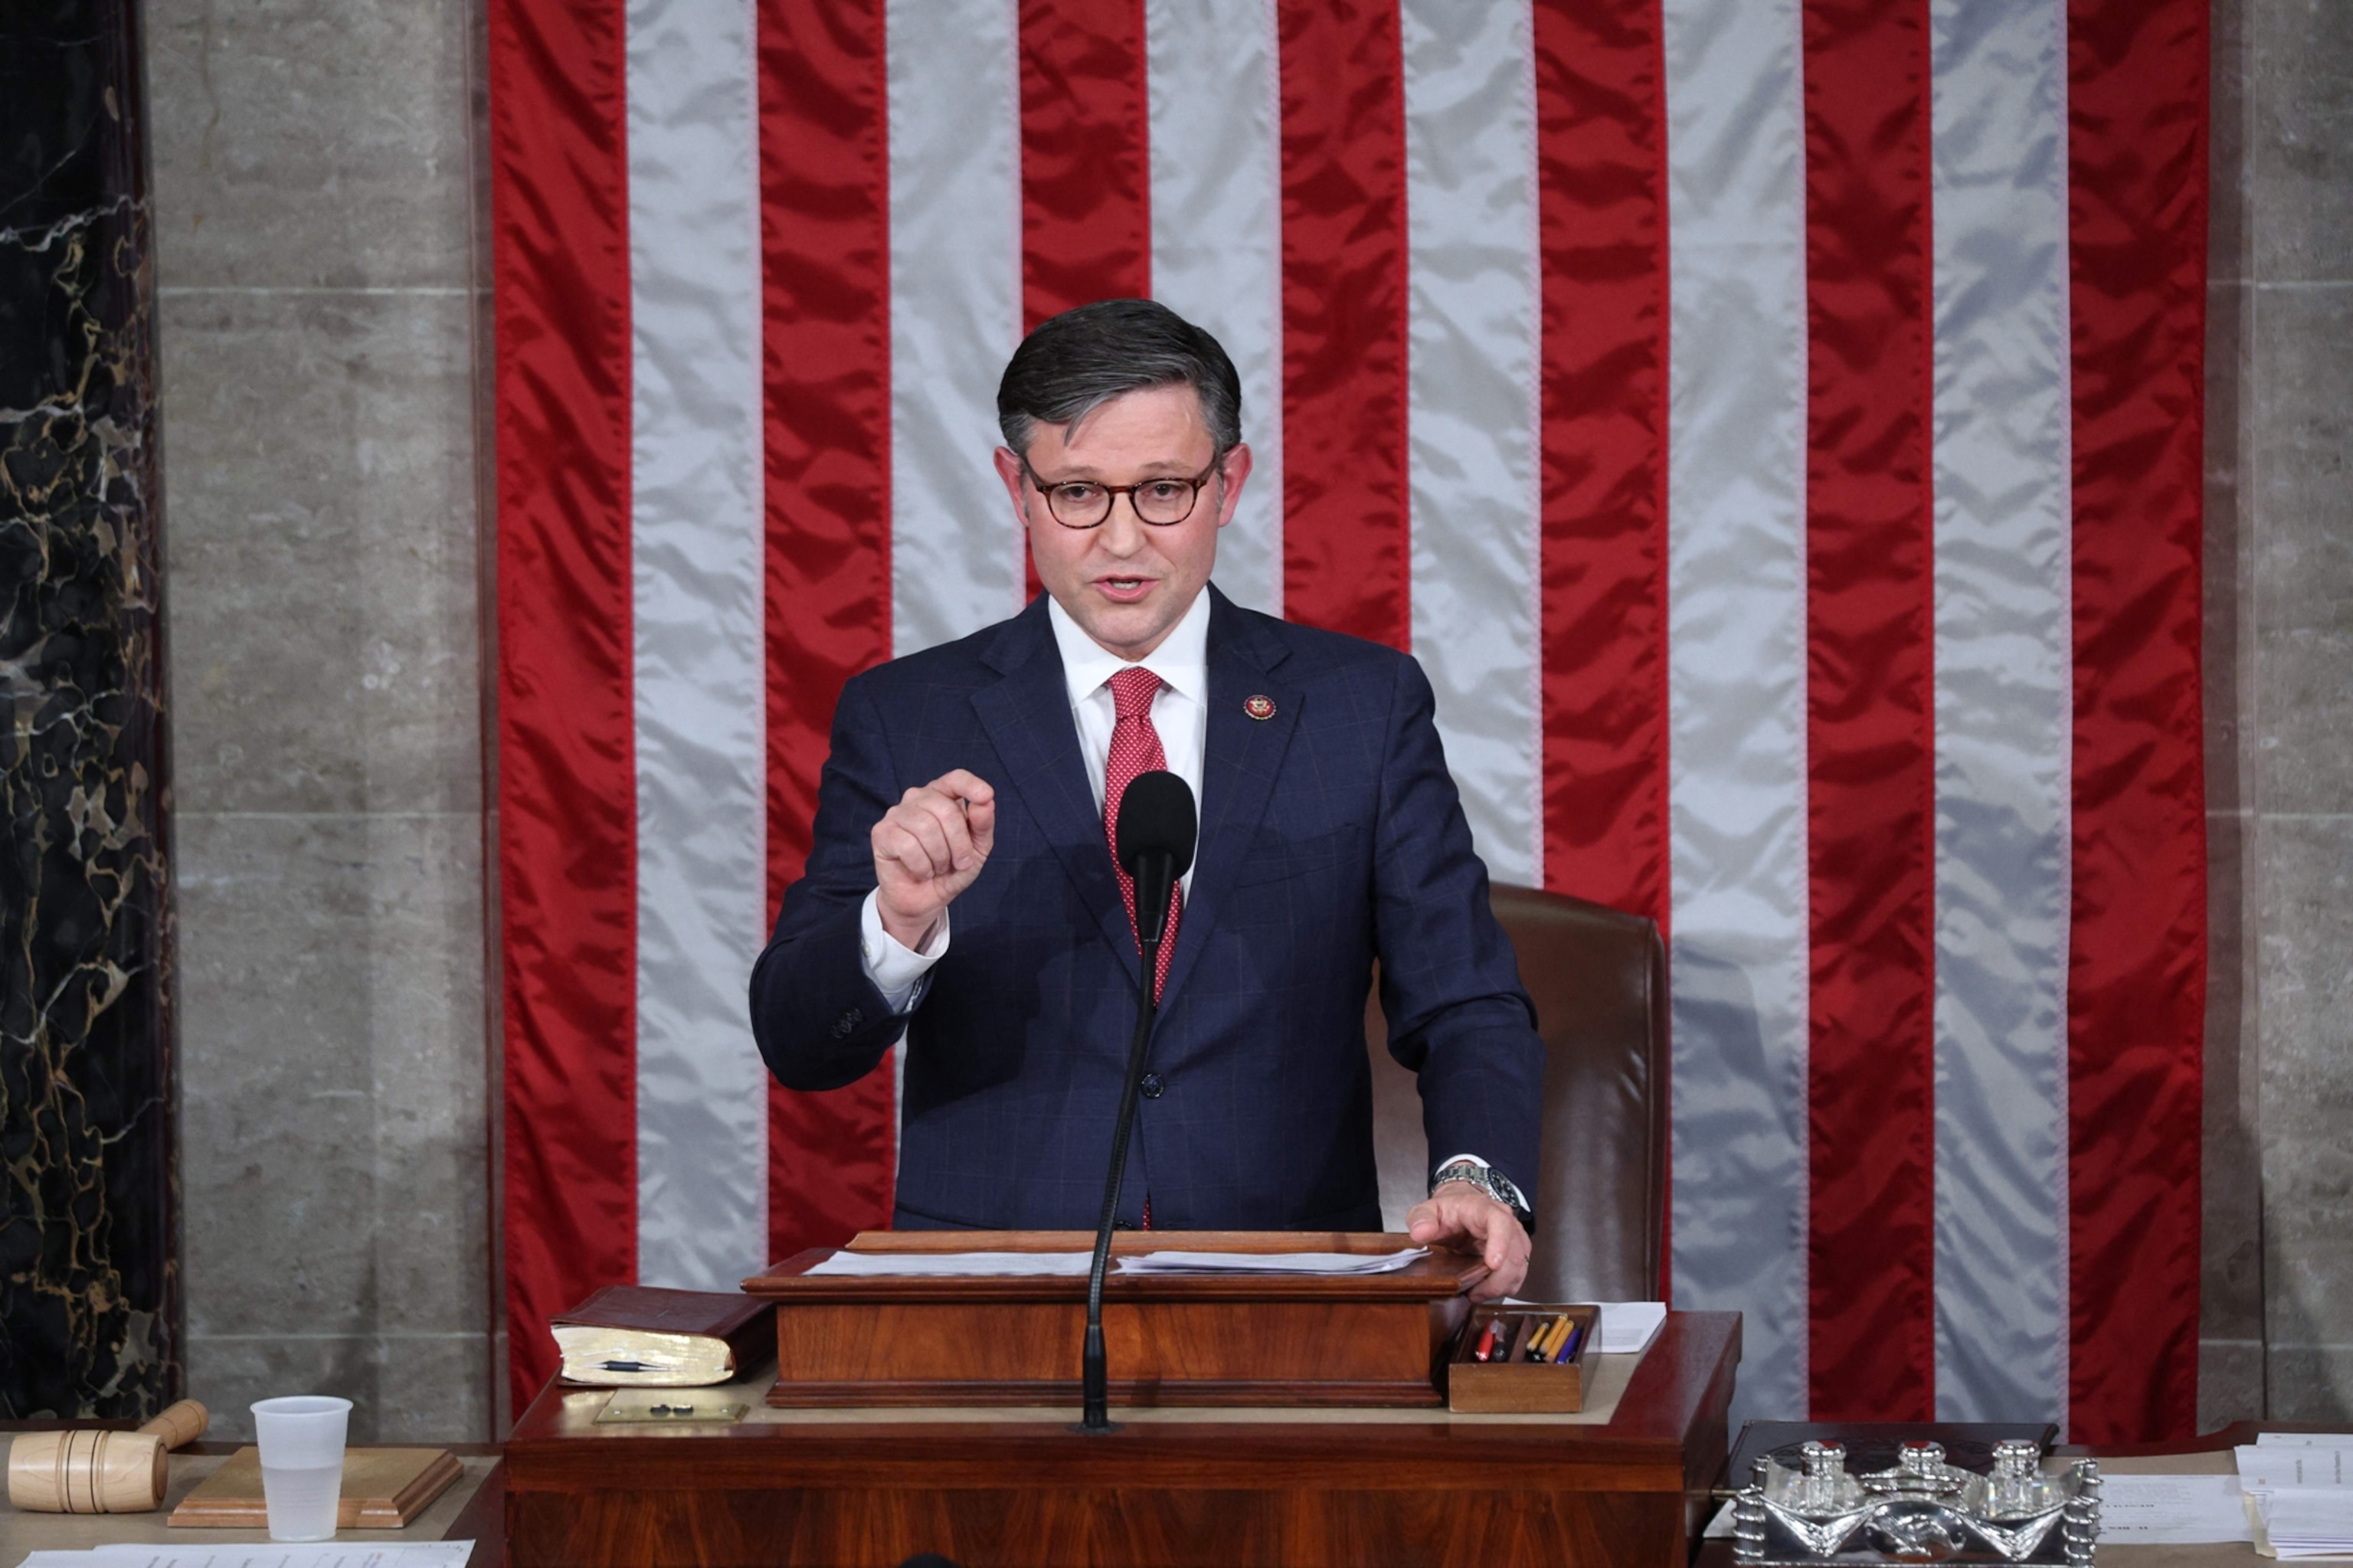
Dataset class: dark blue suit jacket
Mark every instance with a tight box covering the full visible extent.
[750,587,1543,1231]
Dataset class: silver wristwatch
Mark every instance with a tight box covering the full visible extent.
[1430,1157,1535,1234]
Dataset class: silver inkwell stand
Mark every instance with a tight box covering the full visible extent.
[1731,1438,2103,1566]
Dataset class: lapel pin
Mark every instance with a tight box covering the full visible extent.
[1244,695,1277,721]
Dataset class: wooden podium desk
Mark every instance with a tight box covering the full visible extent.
[502,1309,1739,1568]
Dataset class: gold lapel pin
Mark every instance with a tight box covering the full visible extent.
[1244,695,1276,721]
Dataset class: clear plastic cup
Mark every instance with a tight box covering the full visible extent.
[250,1395,352,1542]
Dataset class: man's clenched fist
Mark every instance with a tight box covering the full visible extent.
[871,769,997,950]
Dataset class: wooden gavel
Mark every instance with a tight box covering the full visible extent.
[7,1399,209,1514]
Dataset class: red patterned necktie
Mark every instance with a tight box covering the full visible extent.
[1104,665,1181,1004]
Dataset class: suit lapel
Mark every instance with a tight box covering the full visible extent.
[968,601,1141,988]
[1155,591,1298,1012]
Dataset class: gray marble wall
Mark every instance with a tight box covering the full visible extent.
[147,0,495,1443]
[2201,0,2353,1429]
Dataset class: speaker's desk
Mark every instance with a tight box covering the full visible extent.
[502,1308,1739,1567]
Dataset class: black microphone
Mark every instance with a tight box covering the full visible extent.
[1078,769,1196,1433]
[1115,769,1196,948]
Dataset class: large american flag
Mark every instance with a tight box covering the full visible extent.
[487,0,2207,1439]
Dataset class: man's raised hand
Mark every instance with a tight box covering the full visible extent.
[872,769,997,950]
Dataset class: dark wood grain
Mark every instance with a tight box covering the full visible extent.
[767,1295,1461,1407]
[502,1311,1741,1568]
[443,1458,505,1568]
[508,1483,1686,1567]
[753,1230,1481,1408]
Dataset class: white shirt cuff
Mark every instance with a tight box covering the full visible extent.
[1433,1152,1490,1181]
[859,889,948,1014]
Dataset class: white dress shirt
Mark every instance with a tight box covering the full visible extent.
[857,589,1211,1011]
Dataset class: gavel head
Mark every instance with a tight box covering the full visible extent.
[5,1429,169,1514]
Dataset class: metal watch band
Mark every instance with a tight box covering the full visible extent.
[1431,1158,1535,1233]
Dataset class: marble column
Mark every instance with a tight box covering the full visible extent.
[0,1,178,1418]
[2201,0,2353,1426]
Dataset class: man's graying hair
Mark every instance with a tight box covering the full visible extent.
[997,298,1242,457]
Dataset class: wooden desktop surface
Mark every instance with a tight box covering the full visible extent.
[0,1440,506,1568]
[501,1308,1742,1567]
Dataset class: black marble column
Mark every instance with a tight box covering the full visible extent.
[0,1,177,1418]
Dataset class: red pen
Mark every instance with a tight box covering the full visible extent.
[1471,1318,1500,1363]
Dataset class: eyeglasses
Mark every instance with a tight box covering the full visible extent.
[1019,456,1221,529]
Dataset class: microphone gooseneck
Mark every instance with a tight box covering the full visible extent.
[1080,769,1197,1433]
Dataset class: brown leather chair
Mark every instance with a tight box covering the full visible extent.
[1366,882,1668,1302]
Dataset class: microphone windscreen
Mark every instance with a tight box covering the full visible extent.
[1114,770,1197,880]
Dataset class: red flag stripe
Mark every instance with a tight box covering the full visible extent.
[1275,0,1410,649]
[2063,0,2208,1443]
[487,0,638,1414]
[757,0,900,1269]
[1800,0,1939,1420]
[1019,0,1152,329]
[1532,0,1671,928]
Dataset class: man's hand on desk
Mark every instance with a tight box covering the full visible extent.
[872,769,997,950]
[1407,1183,1532,1301]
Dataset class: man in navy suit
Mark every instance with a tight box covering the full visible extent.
[751,300,1543,1296]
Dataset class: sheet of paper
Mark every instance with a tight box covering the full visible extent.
[1115,1249,1427,1275]
[81,1546,473,1568]
[1595,1302,1667,1355]
[802,1250,1095,1277]
[2240,1446,2353,1491]
[2260,1491,2353,1558]
[2265,1434,2353,1449]
[2096,1473,2253,1543]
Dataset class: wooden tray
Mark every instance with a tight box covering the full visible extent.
[1445,1303,1599,1413]
[167,1446,463,1528]
[744,1230,1483,1409]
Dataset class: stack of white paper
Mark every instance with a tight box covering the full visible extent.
[1116,1248,1427,1275]
[2261,1492,2353,1559]
[800,1248,1436,1278]
[2237,1443,2353,1559]
[803,1250,1095,1277]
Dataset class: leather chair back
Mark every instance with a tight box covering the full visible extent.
[1366,882,1668,1302]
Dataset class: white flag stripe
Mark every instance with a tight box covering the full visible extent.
[1147,0,1284,620]
[1928,0,2073,1425]
[888,0,1025,658]
[1401,0,1543,889]
[627,0,770,1287]
[1662,0,1813,1430]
